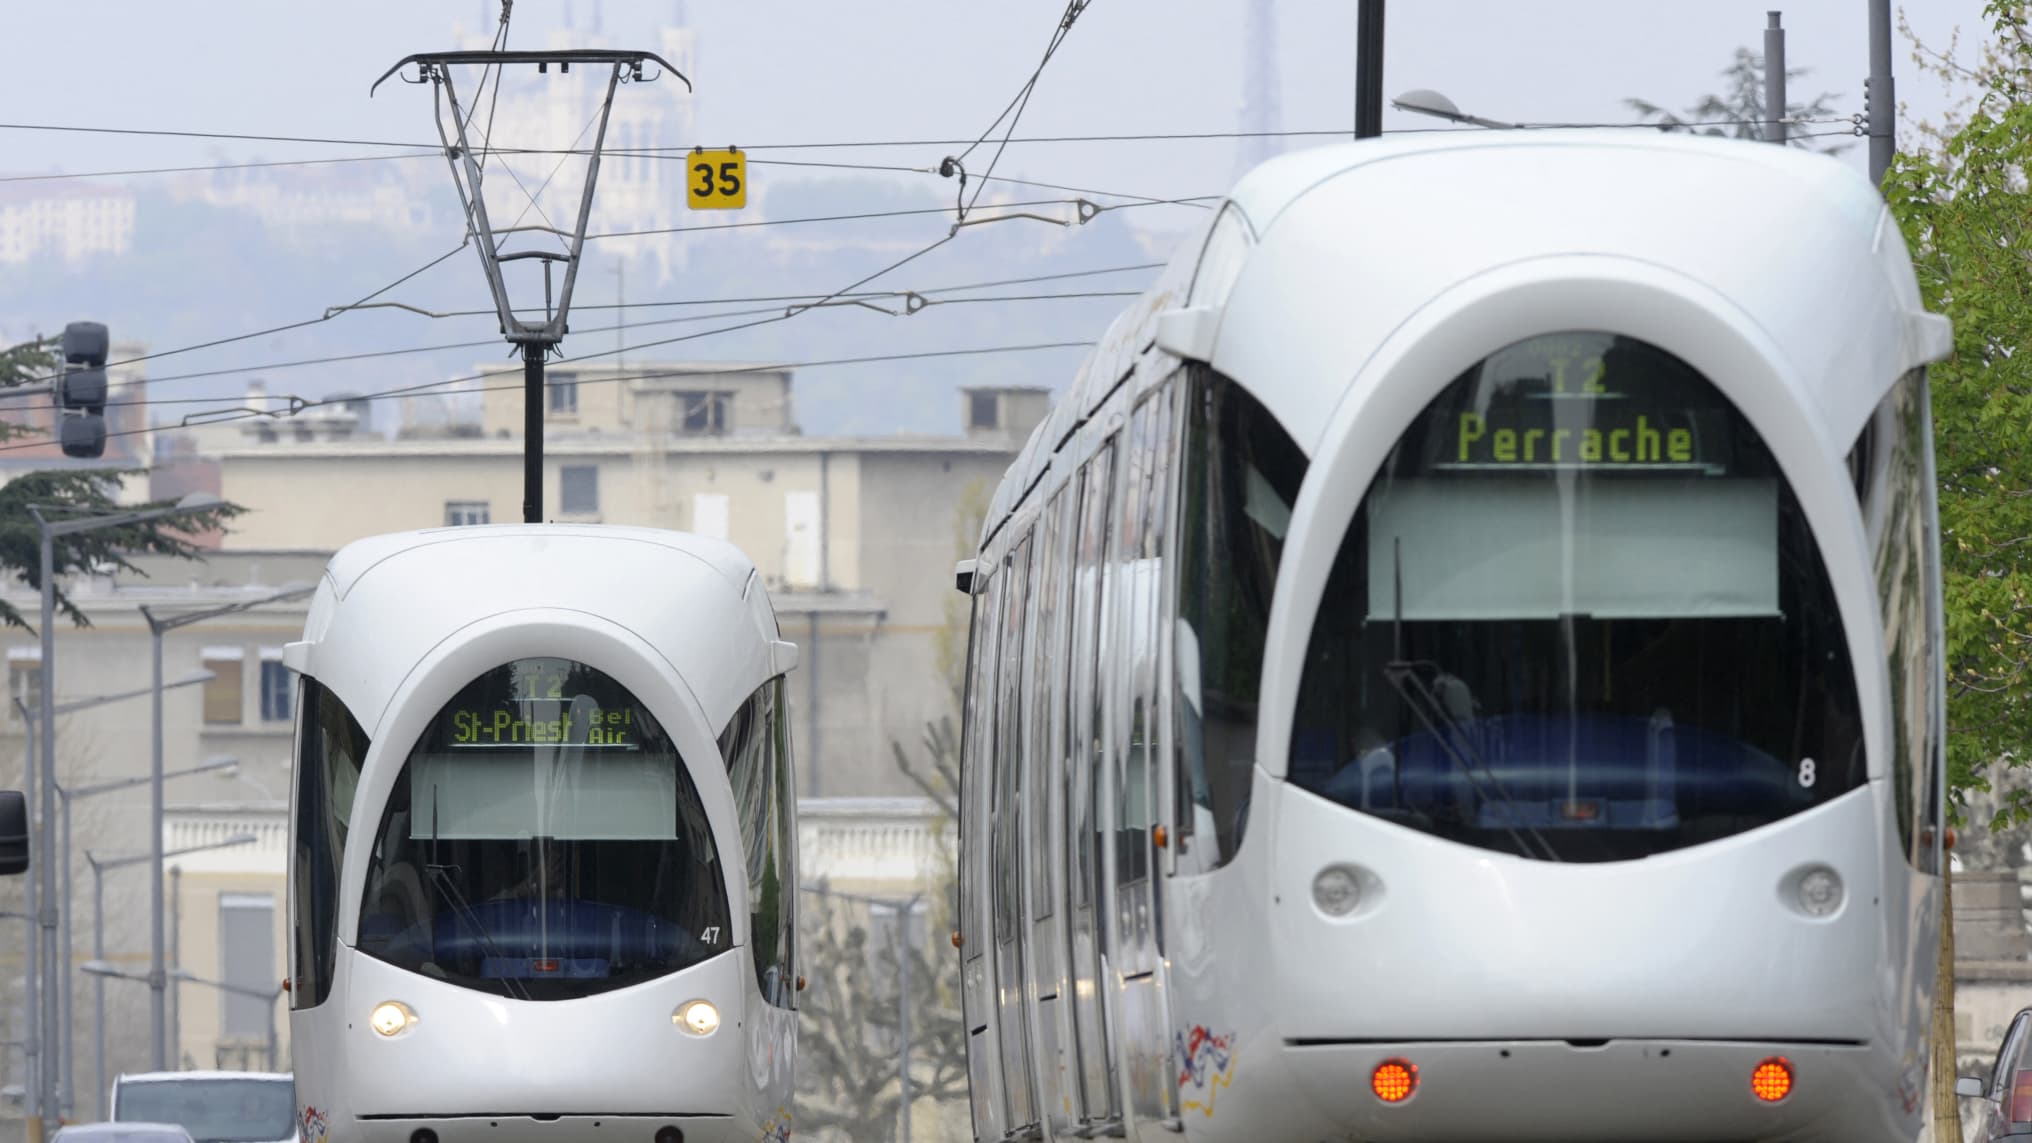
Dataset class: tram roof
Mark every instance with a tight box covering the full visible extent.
[318,523,758,600]
[981,130,1949,541]
[294,524,782,740]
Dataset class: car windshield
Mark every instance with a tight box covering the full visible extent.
[114,1077,293,1142]
[1289,332,1865,862]
[356,657,732,1000]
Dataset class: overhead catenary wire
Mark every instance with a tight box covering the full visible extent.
[946,0,1094,220]
[100,287,1146,402]
[586,192,1216,241]
[6,184,1184,393]
[0,341,1097,454]
[11,241,472,386]
[0,118,1868,177]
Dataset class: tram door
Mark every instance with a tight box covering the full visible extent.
[1025,491,1075,1135]
[1064,443,1120,1130]
[992,540,1041,1135]
[1110,391,1179,1131]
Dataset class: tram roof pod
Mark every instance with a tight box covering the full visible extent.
[1150,130,1952,460]
[284,525,796,740]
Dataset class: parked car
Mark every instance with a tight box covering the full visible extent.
[53,1124,195,1143]
[1959,1005,2032,1141]
[109,1071,296,1143]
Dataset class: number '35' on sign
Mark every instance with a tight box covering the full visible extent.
[688,147,746,210]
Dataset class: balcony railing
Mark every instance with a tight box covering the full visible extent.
[797,796,953,891]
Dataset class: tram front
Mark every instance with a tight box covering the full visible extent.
[1199,138,1951,1143]
[288,528,795,1143]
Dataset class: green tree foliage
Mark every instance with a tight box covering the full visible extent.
[1882,2,2032,821]
[0,339,243,629]
[1626,46,1852,153]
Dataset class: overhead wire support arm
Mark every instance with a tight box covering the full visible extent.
[373,47,687,524]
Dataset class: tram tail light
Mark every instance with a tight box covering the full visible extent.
[1750,1057,1793,1102]
[1371,1059,1417,1103]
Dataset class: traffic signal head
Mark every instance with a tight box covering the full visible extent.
[60,322,107,366]
[56,321,110,457]
[59,368,106,414]
[59,414,106,459]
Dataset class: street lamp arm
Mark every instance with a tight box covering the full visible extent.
[61,756,238,802]
[142,582,317,634]
[1390,88,1521,130]
[170,969,279,1002]
[45,671,215,717]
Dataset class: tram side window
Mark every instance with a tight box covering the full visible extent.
[959,570,998,968]
[993,541,1033,944]
[722,676,796,1008]
[1859,368,1944,872]
[1029,493,1069,923]
[1070,446,1116,918]
[1173,366,1307,868]
[1116,391,1172,888]
[290,677,367,1010]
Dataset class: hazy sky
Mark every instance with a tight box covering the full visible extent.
[0,0,1999,433]
[0,1,1989,186]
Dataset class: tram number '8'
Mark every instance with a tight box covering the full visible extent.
[688,148,747,210]
[1799,758,1817,788]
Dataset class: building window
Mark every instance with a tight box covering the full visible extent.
[444,500,491,527]
[259,652,293,723]
[202,649,245,725]
[548,372,579,415]
[681,392,730,435]
[218,893,276,1038]
[969,391,999,430]
[560,466,600,514]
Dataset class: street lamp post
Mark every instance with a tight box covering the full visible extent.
[16,677,217,1118]
[83,833,256,1119]
[57,752,237,1114]
[138,580,311,1073]
[29,492,222,1133]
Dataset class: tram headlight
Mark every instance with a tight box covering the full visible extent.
[1797,868,1844,917]
[1312,866,1362,917]
[369,1000,415,1037]
[675,999,721,1037]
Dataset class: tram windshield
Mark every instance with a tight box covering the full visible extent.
[1289,332,1866,862]
[356,657,731,999]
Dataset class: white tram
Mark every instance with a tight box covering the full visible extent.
[283,526,801,1143]
[953,131,1954,1143]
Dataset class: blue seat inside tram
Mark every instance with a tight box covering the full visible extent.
[1318,712,1812,830]
[360,898,698,979]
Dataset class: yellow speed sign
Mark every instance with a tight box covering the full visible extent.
[687,147,747,210]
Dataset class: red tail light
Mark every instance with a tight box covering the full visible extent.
[533,958,561,973]
[1371,1059,1417,1103]
[1750,1057,1793,1103]
[2008,1069,2032,1122]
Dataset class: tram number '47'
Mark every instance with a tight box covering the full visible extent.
[688,148,746,210]
[701,926,721,945]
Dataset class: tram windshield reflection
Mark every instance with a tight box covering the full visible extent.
[1289,332,1866,862]
[355,657,731,999]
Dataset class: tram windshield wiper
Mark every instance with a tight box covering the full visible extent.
[1384,539,1561,863]
[426,785,531,1001]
